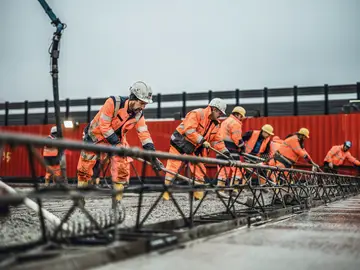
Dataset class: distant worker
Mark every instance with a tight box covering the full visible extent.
[77,81,163,207]
[267,128,320,184]
[216,106,246,194]
[43,126,62,186]
[243,124,274,158]
[163,98,232,201]
[323,141,360,173]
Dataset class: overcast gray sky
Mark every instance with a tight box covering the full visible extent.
[0,0,359,102]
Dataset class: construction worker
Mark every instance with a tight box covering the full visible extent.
[43,126,62,186]
[243,124,274,158]
[323,141,360,173]
[77,81,163,207]
[216,106,246,194]
[163,98,231,201]
[267,128,320,184]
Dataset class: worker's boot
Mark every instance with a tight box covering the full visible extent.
[193,180,205,201]
[217,179,227,198]
[162,179,172,201]
[77,180,88,207]
[44,178,50,187]
[231,179,241,196]
[112,182,125,209]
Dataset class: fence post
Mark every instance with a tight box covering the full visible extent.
[235,89,240,106]
[87,97,91,123]
[5,102,9,126]
[157,93,161,118]
[293,85,298,116]
[65,98,70,119]
[182,92,186,118]
[208,90,213,102]
[44,99,49,125]
[263,87,268,117]
[324,84,329,115]
[357,82,360,100]
[24,100,28,125]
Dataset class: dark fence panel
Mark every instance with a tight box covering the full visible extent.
[0,83,358,126]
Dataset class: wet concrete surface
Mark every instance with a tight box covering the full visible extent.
[93,195,360,270]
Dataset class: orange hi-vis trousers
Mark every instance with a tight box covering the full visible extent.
[217,165,243,186]
[267,158,290,184]
[45,164,61,185]
[77,142,131,187]
[164,145,207,186]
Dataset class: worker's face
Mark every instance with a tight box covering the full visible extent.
[299,134,307,141]
[211,107,223,120]
[129,99,147,114]
[261,131,270,139]
[343,146,350,152]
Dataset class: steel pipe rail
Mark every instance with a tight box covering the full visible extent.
[0,131,358,179]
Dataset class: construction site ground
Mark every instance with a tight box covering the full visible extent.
[92,195,360,270]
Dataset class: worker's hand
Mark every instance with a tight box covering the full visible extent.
[202,141,211,148]
[223,150,234,161]
[239,145,246,153]
[152,158,164,172]
[329,162,333,169]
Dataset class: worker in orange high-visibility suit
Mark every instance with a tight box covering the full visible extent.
[163,98,231,201]
[216,106,246,195]
[267,128,320,184]
[43,126,62,186]
[241,124,274,184]
[77,81,163,207]
[323,141,360,173]
[243,124,274,158]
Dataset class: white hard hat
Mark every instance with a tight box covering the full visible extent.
[129,81,153,104]
[209,98,227,115]
[50,126,57,134]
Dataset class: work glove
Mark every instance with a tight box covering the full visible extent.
[329,162,333,169]
[202,141,211,148]
[223,150,234,161]
[152,158,164,172]
[312,163,320,172]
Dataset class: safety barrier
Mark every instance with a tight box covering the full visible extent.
[0,130,360,270]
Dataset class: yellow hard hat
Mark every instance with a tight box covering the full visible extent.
[261,124,274,135]
[232,106,246,117]
[298,128,310,138]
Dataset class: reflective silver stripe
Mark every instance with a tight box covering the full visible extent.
[231,130,241,135]
[100,113,112,122]
[211,141,222,146]
[165,175,174,181]
[81,151,98,161]
[196,135,204,144]
[104,129,115,138]
[135,112,142,121]
[113,96,121,117]
[141,138,153,145]
[185,128,196,135]
[220,148,228,153]
[137,125,148,133]
[178,123,185,129]
[224,136,232,142]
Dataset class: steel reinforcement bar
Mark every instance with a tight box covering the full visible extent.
[0,131,360,270]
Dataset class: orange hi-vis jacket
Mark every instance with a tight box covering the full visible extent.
[219,114,244,153]
[324,145,360,166]
[276,135,311,164]
[85,96,155,150]
[171,106,226,155]
[43,135,61,165]
[269,137,284,158]
[244,130,271,155]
